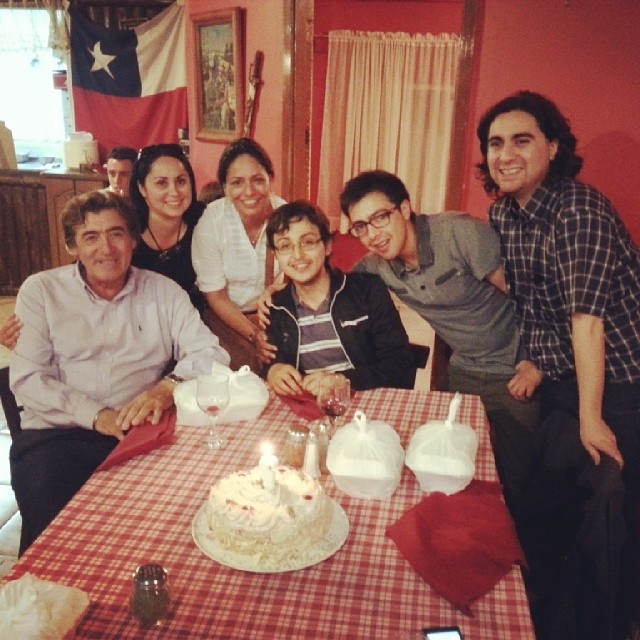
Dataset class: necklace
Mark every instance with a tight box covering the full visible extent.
[147,224,182,262]
[247,222,265,247]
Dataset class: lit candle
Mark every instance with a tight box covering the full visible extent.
[258,442,278,491]
[259,442,279,469]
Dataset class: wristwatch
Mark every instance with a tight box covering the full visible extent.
[163,373,185,385]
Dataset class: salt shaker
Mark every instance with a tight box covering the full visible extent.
[130,563,171,628]
[283,423,309,468]
[302,431,320,479]
[315,421,330,474]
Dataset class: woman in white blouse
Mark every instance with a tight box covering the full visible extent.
[192,138,284,371]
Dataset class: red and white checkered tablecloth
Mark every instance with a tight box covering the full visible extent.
[3,388,536,639]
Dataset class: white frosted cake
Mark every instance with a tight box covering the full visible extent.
[206,465,332,563]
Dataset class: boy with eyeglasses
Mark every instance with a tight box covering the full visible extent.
[264,200,415,397]
[340,170,541,510]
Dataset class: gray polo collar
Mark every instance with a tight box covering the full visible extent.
[389,214,434,278]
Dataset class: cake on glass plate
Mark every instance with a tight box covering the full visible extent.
[206,465,333,564]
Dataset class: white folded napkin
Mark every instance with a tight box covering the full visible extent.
[0,572,90,640]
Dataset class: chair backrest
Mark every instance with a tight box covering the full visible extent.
[409,343,430,370]
[0,366,22,439]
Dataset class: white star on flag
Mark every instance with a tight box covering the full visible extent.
[88,41,116,78]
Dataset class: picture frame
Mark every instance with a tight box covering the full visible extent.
[191,8,243,143]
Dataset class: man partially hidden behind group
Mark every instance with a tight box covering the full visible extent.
[477,90,640,640]
[9,190,229,555]
[104,146,137,197]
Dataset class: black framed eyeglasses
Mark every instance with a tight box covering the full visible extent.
[349,207,399,238]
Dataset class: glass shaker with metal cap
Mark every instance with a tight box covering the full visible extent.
[130,563,171,628]
[283,423,309,468]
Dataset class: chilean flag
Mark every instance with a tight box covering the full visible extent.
[69,3,187,159]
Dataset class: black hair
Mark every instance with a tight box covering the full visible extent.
[476,90,584,196]
[129,144,200,230]
[217,137,274,186]
[106,146,137,164]
[339,170,411,216]
[266,200,332,250]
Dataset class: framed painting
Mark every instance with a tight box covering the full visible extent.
[191,8,243,143]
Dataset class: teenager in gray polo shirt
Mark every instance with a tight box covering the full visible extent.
[340,170,542,509]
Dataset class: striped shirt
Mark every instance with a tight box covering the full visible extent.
[489,178,640,383]
[293,290,352,374]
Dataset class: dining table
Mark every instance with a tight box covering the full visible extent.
[2,387,536,639]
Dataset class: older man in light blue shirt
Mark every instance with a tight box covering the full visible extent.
[10,190,229,554]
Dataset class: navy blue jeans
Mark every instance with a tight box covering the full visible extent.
[10,427,118,555]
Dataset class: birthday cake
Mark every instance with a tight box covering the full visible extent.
[206,465,332,563]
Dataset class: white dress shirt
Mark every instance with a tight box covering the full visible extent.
[10,264,230,430]
[191,195,285,312]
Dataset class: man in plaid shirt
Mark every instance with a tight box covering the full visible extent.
[477,90,640,640]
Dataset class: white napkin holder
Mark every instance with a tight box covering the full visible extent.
[405,393,478,495]
[0,572,89,640]
[173,362,269,425]
[326,410,404,499]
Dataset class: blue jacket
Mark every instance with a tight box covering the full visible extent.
[266,269,416,390]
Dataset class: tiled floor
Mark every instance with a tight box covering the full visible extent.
[0,296,20,579]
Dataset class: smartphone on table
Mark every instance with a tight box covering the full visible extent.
[422,626,464,640]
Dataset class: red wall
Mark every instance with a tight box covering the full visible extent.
[185,0,285,195]
[463,0,640,244]
[311,0,464,202]
[182,1,640,245]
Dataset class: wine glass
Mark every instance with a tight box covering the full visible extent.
[195,373,230,450]
[316,373,351,433]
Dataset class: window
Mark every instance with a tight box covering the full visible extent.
[0,8,68,159]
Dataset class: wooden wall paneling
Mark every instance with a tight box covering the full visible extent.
[0,173,48,295]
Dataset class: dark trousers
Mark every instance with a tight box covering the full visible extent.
[10,427,118,556]
[518,378,640,640]
[447,364,540,512]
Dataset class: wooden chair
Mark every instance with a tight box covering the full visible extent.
[0,366,21,439]
[409,343,430,370]
[429,333,452,391]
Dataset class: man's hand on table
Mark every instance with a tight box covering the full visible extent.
[267,363,305,396]
[115,381,176,433]
[93,408,126,440]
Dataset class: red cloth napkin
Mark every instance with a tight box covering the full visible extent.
[386,479,525,613]
[278,393,325,421]
[96,408,177,472]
